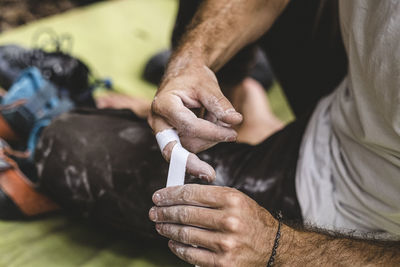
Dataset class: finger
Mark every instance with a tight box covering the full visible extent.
[149,205,224,230]
[170,106,237,142]
[180,136,217,153]
[156,223,223,252]
[152,184,231,208]
[198,87,243,126]
[168,240,219,267]
[152,94,238,142]
[186,153,216,182]
[204,111,234,128]
[150,109,217,153]
[147,113,176,159]
[147,113,172,136]
[204,110,218,124]
[156,136,216,182]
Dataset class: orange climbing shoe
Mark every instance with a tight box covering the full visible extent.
[0,113,19,142]
[0,139,59,219]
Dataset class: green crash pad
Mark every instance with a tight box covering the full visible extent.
[0,1,188,266]
[0,0,293,266]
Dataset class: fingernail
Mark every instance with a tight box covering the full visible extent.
[199,174,209,181]
[225,135,236,142]
[227,109,242,119]
[149,207,157,221]
[226,108,237,114]
[206,167,216,182]
[155,223,162,232]
[217,121,232,128]
[153,193,161,204]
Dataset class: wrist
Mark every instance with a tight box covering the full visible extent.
[260,211,298,266]
[163,47,208,79]
[273,224,296,264]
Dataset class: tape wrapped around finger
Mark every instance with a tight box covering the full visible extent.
[156,129,189,187]
[156,128,180,151]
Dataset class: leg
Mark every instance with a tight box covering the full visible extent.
[231,78,284,144]
[35,109,167,240]
[35,108,308,240]
[199,113,309,221]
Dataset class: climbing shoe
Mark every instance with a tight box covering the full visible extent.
[0,138,59,220]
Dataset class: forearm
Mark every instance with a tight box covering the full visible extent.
[150,0,289,162]
[167,0,289,74]
[278,225,400,265]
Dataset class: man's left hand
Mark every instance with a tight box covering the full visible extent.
[149,184,278,266]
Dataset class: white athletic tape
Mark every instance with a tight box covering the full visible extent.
[156,128,180,152]
[156,129,198,267]
[167,143,190,187]
[156,129,189,187]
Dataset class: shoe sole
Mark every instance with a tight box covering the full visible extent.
[0,165,59,217]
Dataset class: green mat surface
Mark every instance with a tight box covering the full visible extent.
[0,1,188,266]
[0,0,293,266]
[0,0,177,100]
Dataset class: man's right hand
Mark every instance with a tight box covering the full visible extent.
[148,0,290,182]
[148,60,242,182]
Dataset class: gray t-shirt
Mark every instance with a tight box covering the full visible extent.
[296,0,400,238]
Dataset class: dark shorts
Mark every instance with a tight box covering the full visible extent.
[35,108,309,240]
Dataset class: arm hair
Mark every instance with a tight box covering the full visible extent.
[277,223,400,265]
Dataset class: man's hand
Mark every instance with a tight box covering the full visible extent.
[148,184,277,266]
[148,60,242,182]
[149,62,242,153]
[149,185,400,266]
[148,0,290,182]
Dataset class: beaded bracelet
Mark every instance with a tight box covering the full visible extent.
[267,211,283,267]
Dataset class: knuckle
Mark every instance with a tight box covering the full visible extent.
[178,227,191,244]
[177,207,191,224]
[175,245,186,258]
[220,238,237,252]
[151,96,165,115]
[179,120,196,137]
[161,208,170,221]
[222,215,241,232]
[158,223,167,234]
[183,249,195,263]
[181,185,193,202]
[226,190,243,207]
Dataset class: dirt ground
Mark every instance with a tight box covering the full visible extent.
[0,0,103,32]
